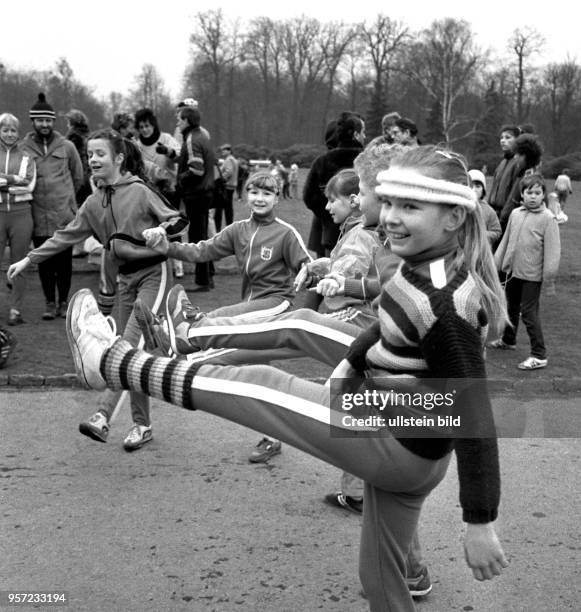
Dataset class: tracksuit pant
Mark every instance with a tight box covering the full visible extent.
[99,338,450,612]
[33,236,73,307]
[0,208,33,313]
[97,261,172,427]
[502,276,546,359]
[170,304,427,578]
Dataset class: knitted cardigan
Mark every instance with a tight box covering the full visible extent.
[345,257,500,523]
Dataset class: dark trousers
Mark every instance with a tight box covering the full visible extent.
[183,193,211,287]
[32,236,73,305]
[502,276,546,359]
[214,189,234,233]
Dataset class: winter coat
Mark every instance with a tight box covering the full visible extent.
[21,130,83,236]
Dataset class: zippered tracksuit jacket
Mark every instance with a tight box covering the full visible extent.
[26,174,188,427]
[0,141,36,312]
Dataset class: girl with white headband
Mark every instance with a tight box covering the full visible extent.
[63,144,508,612]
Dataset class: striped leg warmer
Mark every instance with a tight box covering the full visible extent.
[100,339,199,410]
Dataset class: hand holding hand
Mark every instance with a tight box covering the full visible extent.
[316,277,340,297]
[142,227,169,253]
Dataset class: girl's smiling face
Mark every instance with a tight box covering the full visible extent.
[379,197,460,259]
[325,193,353,225]
[88,138,123,184]
[247,186,277,217]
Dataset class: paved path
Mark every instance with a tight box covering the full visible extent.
[1,390,580,611]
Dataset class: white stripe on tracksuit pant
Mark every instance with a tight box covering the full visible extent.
[102,341,450,612]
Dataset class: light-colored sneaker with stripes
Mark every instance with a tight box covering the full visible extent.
[66,289,117,390]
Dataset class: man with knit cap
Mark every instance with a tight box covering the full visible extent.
[22,93,83,320]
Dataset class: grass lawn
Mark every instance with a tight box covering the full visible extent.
[1,173,580,382]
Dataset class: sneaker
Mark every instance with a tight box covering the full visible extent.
[56,301,68,318]
[66,289,118,390]
[488,339,516,350]
[165,284,203,355]
[0,327,17,369]
[324,491,363,515]
[407,567,432,597]
[8,309,24,326]
[134,299,172,355]
[248,437,282,463]
[123,424,153,451]
[518,356,548,370]
[79,411,110,442]
[42,302,57,320]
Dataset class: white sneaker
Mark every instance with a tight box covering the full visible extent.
[66,289,118,390]
[123,424,153,451]
[79,411,110,442]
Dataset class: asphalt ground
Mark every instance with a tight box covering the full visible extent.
[1,390,580,612]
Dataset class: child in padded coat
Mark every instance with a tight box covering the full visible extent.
[490,173,560,370]
[8,129,188,450]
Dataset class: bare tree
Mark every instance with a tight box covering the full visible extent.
[359,16,408,134]
[508,27,545,124]
[281,16,323,140]
[189,9,239,142]
[404,18,482,143]
[131,63,167,112]
[543,58,581,154]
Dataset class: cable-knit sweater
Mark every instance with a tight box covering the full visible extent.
[345,256,500,523]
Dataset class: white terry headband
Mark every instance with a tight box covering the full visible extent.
[375,168,477,211]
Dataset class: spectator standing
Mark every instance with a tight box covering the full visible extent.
[277,161,290,199]
[553,169,573,210]
[175,106,215,292]
[303,111,364,310]
[303,111,365,258]
[367,111,401,148]
[491,174,560,370]
[389,117,420,147]
[173,98,211,146]
[0,113,36,325]
[487,125,521,219]
[468,169,502,247]
[499,133,543,231]
[65,109,91,203]
[289,163,299,199]
[134,108,180,206]
[236,158,250,200]
[21,93,83,320]
[216,144,238,230]
[111,113,134,139]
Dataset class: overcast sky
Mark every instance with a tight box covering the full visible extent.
[3,0,579,100]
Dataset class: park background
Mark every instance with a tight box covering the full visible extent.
[2,12,581,177]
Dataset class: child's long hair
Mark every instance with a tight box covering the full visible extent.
[88,129,148,182]
[324,168,359,200]
[384,145,508,334]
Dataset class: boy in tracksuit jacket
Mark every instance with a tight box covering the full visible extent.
[148,171,312,319]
